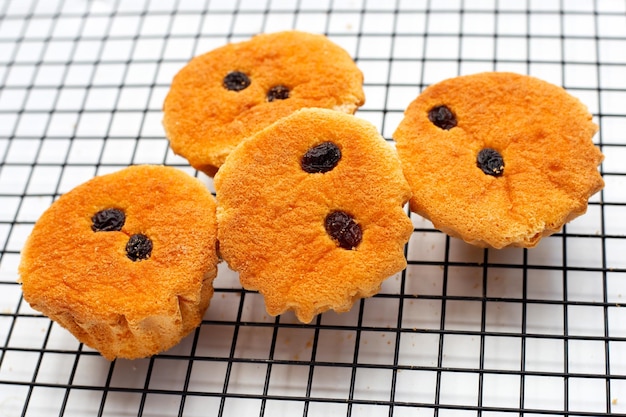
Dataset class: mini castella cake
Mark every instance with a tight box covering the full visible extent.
[19,165,219,360]
[215,108,413,323]
[162,30,365,177]
[393,72,604,249]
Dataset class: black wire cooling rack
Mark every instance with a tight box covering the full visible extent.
[1,0,626,416]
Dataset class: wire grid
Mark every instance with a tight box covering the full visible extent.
[1,0,625,416]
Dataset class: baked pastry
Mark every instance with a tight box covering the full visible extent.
[18,165,219,360]
[162,30,365,176]
[215,108,413,323]
[393,72,604,249]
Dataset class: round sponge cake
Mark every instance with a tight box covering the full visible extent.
[215,108,413,323]
[162,30,365,177]
[393,72,604,249]
[19,165,219,360]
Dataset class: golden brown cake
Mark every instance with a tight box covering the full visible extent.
[19,165,219,360]
[162,30,365,176]
[393,72,604,249]
[215,108,413,323]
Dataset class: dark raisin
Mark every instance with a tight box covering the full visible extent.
[126,234,153,261]
[301,142,342,174]
[267,85,290,102]
[324,211,362,250]
[477,148,504,177]
[223,71,250,91]
[92,208,125,232]
[428,105,457,130]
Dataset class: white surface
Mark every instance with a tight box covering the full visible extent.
[1,1,625,416]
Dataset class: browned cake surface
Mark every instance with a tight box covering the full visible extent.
[162,30,365,177]
[393,72,604,249]
[19,165,219,360]
[215,108,413,323]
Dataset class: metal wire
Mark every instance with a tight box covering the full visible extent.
[1,0,625,416]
